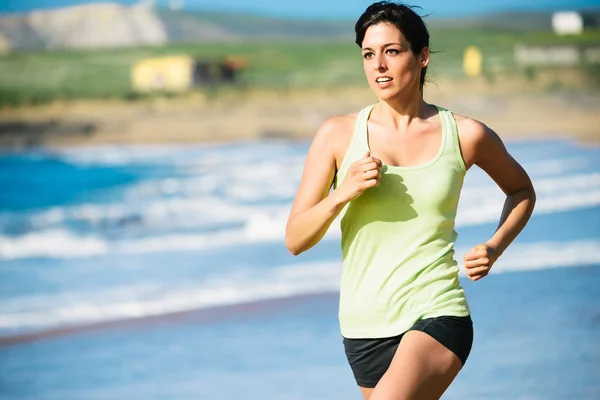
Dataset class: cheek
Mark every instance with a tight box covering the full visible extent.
[363,60,376,79]
[393,59,421,80]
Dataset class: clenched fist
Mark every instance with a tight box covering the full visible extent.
[463,244,499,281]
[338,151,383,202]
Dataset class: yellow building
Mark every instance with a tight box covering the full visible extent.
[463,46,483,78]
[0,33,11,55]
[131,55,197,93]
[131,55,246,93]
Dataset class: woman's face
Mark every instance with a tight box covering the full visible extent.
[361,22,429,100]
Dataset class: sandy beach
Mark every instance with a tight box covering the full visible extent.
[0,78,598,148]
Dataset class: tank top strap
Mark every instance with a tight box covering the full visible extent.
[354,103,376,148]
[336,104,376,184]
[436,106,467,173]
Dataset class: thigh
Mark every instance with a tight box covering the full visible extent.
[360,387,374,400]
[369,330,463,400]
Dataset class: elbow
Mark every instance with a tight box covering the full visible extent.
[520,185,537,215]
[285,227,309,255]
[525,184,536,208]
[285,236,303,256]
[287,246,302,256]
[511,185,536,203]
[286,243,302,256]
[285,219,304,256]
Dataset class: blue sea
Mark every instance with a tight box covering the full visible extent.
[0,137,599,399]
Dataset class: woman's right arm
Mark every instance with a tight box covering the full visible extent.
[285,117,381,256]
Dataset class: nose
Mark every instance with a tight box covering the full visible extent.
[375,54,387,71]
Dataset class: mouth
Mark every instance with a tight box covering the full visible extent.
[375,76,393,87]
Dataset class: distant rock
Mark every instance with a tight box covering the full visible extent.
[0,2,168,51]
[0,2,352,51]
[0,12,45,50]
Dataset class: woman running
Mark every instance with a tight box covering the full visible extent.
[285,2,536,399]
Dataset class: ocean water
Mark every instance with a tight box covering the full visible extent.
[0,137,599,399]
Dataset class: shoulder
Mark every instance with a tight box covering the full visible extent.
[453,113,489,142]
[451,112,505,168]
[315,113,358,140]
[312,112,360,167]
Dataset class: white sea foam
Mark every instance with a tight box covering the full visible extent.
[0,230,109,259]
[1,182,599,260]
[0,210,291,260]
[0,261,339,331]
[523,156,591,177]
[471,240,600,273]
[456,189,600,226]
[26,196,288,235]
[52,141,302,167]
[2,137,600,263]
[1,240,598,332]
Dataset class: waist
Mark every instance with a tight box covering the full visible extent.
[339,245,469,338]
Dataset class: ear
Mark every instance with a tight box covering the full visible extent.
[420,47,430,68]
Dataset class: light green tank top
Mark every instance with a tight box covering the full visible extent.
[334,104,471,339]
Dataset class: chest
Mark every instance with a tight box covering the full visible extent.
[367,121,443,168]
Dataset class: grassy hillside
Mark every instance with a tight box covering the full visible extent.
[0,28,599,107]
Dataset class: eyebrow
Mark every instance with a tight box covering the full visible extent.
[362,43,403,51]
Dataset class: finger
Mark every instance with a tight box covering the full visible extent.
[356,157,374,166]
[468,271,489,281]
[359,152,372,162]
[463,252,477,262]
[356,157,382,167]
[349,162,369,176]
[360,162,381,173]
[464,258,490,269]
[363,178,379,188]
[464,249,487,261]
[465,266,489,276]
[472,246,489,257]
[362,169,379,179]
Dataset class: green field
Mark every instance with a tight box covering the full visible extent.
[1,28,599,107]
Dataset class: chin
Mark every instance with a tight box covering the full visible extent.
[372,88,402,102]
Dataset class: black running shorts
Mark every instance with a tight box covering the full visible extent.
[343,315,474,388]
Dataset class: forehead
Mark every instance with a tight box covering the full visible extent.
[362,23,406,47]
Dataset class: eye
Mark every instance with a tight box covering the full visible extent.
[363,52,374,59]
[386,48,400,55]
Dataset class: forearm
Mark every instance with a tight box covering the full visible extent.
[487,187,536,256]
[285,189,348,255]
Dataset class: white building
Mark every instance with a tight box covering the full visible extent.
[552,12,584,36]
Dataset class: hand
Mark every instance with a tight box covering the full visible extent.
[463,243,499,281]
[337,151,382,202]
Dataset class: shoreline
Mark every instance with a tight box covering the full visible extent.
[1,81,599,149]
[0,292,339,348]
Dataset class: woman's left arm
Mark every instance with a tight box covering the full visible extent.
[457,117,537,281]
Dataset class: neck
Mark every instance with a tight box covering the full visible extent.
[374,88,431,130]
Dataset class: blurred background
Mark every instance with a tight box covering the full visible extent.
[0,0,599,399]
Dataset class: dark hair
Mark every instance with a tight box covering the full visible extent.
[355,1,430,94]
